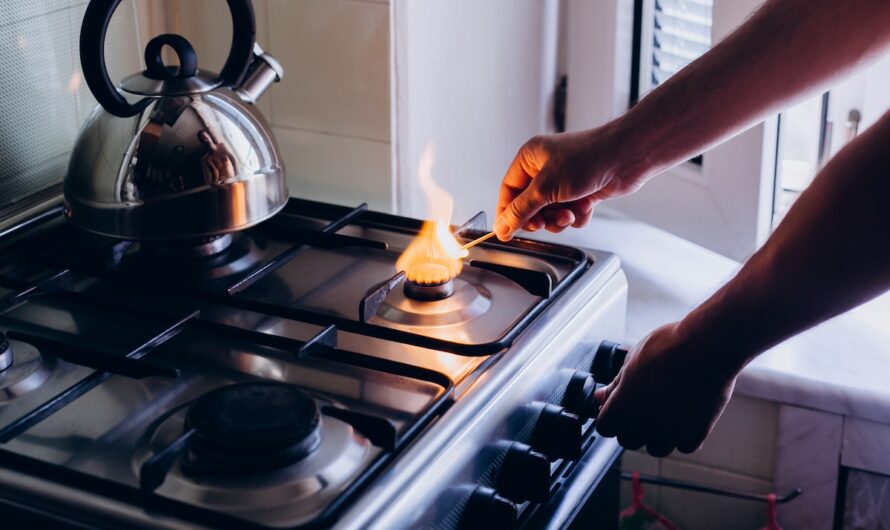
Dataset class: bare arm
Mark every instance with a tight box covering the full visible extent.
[494,0,890,239]
[594,109,890,455]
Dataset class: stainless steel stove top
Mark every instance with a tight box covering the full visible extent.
[0,198,628,529]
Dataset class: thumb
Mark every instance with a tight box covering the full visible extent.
[494,176,551,240]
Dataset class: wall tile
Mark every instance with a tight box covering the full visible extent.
[672,395,778,480]
[774,405,842,530]
[0,1,85,28]
[267,0,390,142]
[0,1,137,210]
[658,459,772,530]
[164,0,275,118]
[842,417,890,476]
[273,126,391,210]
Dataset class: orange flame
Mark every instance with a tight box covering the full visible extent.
[396,145,468,285]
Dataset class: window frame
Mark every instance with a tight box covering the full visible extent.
[566,0,776,260]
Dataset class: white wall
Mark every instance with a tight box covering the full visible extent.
[391,0,559,224]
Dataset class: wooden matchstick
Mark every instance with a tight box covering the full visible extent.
[460,231,497,250]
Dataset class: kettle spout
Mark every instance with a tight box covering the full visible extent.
[234,43,284,104]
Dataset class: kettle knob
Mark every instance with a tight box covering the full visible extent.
[143,34,198,81]
[80,0,257,117]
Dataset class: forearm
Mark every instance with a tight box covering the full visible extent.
[677,110,890,373]
[615,0,890,180]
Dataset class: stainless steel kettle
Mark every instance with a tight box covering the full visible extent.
[65,0,288,241]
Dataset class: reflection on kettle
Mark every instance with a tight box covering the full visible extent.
[199,129,237,185]
[64,0,287,242]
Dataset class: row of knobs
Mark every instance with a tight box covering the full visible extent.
[460,341,628,528]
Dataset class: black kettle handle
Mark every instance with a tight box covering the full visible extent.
[80,0,256,118]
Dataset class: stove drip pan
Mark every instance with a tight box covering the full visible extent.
[133,389,375,528]
[378,279,492,327]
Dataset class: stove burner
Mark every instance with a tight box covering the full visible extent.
[141,234,234,259]
[379,279,492,327]
[128,233,265,286]
[0,332,11,372]
[404,278,455,301]
[0,336,55,401]
[183,382,323,473]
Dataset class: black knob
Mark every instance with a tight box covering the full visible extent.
[562,370,599,418]
[591,340,629,384]
[531,404,583,460]
[460,486,518,530]
[497,442,551,502]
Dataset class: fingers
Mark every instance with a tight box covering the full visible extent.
[521,196,594,234]
[568,196,596,228]
[541,207,575,233]
[496,145,537,222]
[494,174,550,241]
[524,213,545,232]
[646,440,675,458]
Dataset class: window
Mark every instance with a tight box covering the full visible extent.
[566,0,890,260]
[634,0,714,164]
[773,93,826,225]
[635,0,714,102]
[650,0,713,90]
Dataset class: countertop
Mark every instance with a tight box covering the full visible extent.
[539,211,890,425]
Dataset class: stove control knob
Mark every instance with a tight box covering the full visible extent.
[591,340,630,384]
[460,486,518,529]
[561,370,599,418]
[532,404,583,460]
[497,442,551,502]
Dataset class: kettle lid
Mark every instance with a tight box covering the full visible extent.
[120,34,222,97]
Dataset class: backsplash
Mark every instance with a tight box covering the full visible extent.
[166,0,393,211]
[0,0,141,213]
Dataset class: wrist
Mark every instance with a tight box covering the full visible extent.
[672,310,750,380]
[600,113,660,186]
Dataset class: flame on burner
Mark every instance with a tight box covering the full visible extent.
[396,145,468,285]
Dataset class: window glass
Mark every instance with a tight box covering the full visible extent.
[773,94,825,225]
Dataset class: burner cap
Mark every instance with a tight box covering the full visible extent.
[184,382,322,473]
[404,278,455,301]
[0,332,11,372]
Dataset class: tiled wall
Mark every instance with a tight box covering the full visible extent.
[620,395,779,529]
[168,0,392,211]
[0,0,141,211]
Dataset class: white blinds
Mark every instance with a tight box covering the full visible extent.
[651,0,713,87]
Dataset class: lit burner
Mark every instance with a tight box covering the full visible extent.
[396,146,468,301]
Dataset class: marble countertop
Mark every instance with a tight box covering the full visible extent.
[541,212,890,425]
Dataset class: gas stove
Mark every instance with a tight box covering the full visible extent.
[0,197,627,529]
